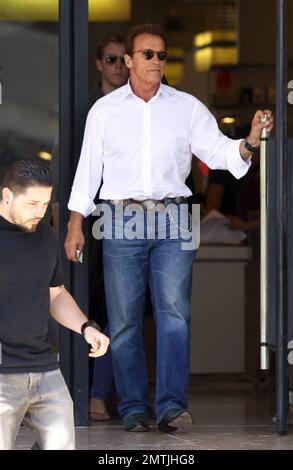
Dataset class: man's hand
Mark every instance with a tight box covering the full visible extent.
[83,327,110,357]
[64,211,84,262]
[247,109,274,147]
[240,109,274,160]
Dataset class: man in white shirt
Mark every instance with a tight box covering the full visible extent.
[65,23,273,433]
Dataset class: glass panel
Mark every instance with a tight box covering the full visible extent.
[289,0,293,137]
[0,5,59,225]
[0,2,59,348]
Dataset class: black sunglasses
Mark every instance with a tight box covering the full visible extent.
[104,54,125,65]
[132,49,168,61]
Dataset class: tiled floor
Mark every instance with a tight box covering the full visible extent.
[14,375,293,450]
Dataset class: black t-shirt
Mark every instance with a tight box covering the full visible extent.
[207,169,241,216]
[0,216,63,373]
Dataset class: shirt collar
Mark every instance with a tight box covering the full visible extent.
[120,79,172,102]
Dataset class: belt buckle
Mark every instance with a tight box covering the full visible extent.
[174,197,185,204]
[110,199,122,205]
[141,199,155,210]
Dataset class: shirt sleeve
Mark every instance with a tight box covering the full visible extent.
[68,108,104,217]
[50,242,64,287]
[189,101,251,179]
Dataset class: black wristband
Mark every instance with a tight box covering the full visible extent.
[81,320,101,337]
[244,137,259,154]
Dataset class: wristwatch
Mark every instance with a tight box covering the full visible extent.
[81,320,101,337]
[244,137,259,154]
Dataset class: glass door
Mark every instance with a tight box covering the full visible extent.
[0,1,59,206]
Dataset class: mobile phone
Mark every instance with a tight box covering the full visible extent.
[75,249,83,263]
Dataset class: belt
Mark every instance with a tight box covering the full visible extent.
[108,197,186,210]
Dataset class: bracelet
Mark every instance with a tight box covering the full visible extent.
[244,137,259,154]
[81,320,101,337]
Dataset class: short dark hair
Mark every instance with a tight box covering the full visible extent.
[1,158,53,198]
[126,24,167,55]
[96,33,125,60]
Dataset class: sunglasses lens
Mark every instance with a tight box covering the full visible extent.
[105,55,125,65]
[158,51,167,61]
[142,50,167,61]
[106,55,117,64]
[143,49,154,60]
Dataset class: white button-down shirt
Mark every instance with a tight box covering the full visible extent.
[68,81,251,217]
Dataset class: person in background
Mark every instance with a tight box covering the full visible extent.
[205,168,241,216]
[89,34,129,422]
[228,151,260,233]
[205,122,261,234]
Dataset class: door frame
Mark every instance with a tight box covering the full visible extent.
[59,0,89,426]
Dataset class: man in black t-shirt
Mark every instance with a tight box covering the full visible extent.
[0,158,109,450]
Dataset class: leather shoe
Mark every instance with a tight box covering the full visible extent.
[158,409,193,433]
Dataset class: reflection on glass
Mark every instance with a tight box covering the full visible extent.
[0,0,131,22]
[0,2,59,347]
[0,11,59,194]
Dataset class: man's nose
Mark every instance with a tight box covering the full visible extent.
[152,54,160,65]
[35,206,46,218]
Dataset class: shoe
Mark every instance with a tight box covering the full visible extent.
[124,413,150,432]
[158,409,193,433]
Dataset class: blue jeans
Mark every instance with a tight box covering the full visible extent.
[103,205,196,422]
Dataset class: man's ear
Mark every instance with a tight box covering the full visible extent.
[95,59,103,73]
[2,187,12,204]
[124,54,132,70]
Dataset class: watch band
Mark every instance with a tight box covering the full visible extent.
[244,137,259,154]
[81,320,101,337]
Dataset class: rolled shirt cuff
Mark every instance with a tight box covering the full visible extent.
[68,189,96,217]
[227,139,252,179]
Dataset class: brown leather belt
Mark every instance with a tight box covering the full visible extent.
[108,197,186,210]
